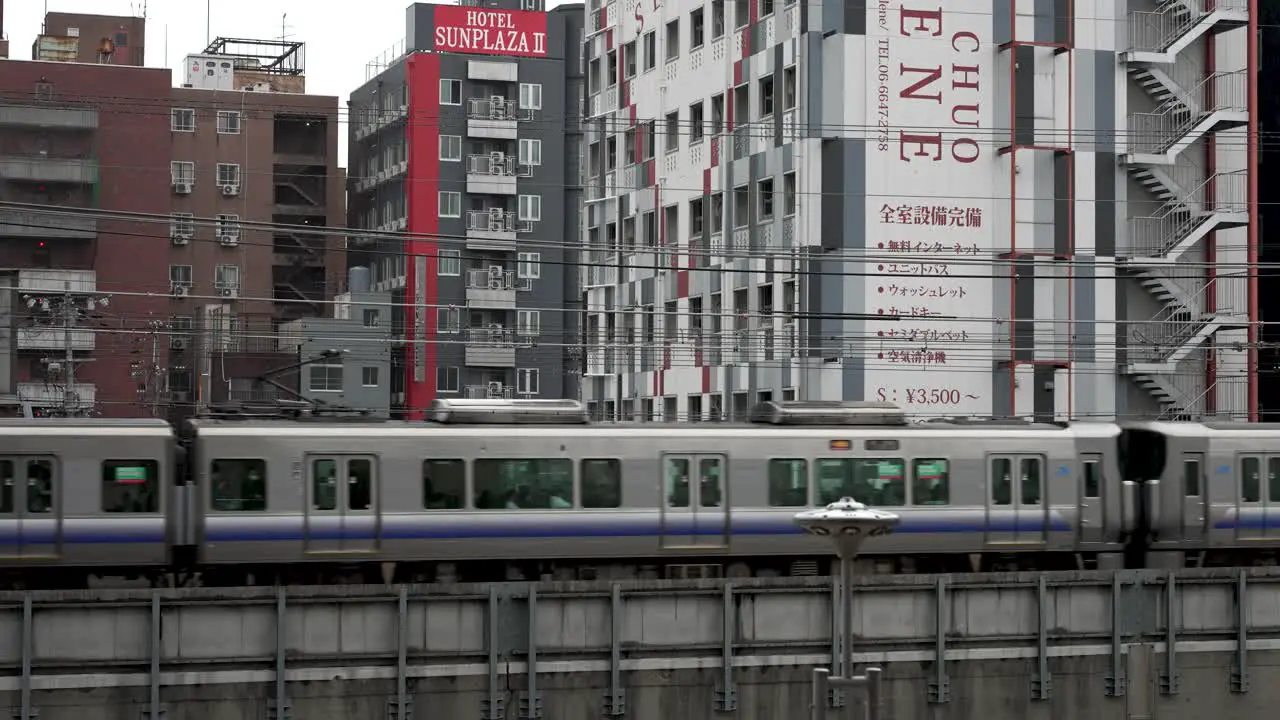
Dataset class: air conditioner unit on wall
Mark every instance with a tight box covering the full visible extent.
[220,184,240,196]
[219,286,238,298]
[171,233,191,246]
[172,182,193,194]
[219,235,238,247]
[171,284,189,297]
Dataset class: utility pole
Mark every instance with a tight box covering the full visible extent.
[24,282,110,417]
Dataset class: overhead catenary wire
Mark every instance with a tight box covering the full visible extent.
[0,201,1271,273]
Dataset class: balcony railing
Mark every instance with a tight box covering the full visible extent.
[467,97,526,121]
[465,210,530,234]
[468,154,518,176]
[466,268,530,291]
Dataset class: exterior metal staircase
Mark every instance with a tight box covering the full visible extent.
[1122,71,1248,166]
[1124,0,1247,64]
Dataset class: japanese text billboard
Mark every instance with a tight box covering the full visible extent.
[433,6,549,58]
[865,1,995,417]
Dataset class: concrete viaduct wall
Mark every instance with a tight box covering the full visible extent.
[6,569,1280,720]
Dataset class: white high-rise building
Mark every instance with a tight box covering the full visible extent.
[578,0,1257,422]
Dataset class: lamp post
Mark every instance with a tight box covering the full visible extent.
[794,497,901,720]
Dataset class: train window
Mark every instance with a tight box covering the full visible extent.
[767,459,808,507]
[581,459,621,508]
[1183,460,1200,497]
[1082,461,1101,499]
[473,459,573,509]
[423,460,465,509]
[912,459,950,505]
[102,460,159,513]
[666,458,691,508]
[312,459,338,510]
[1241,457,1262,503]
[210,459,267,511]
[1021,458,1042,505]
[991,458,1012,505]
[348,459,373,511]
[0,458,55,514]
[0,460,11,513]
[815,458,906,506]
[1270,458,1280,503]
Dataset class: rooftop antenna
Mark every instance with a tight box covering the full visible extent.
[205,0,210,46]
[280,13,293,42]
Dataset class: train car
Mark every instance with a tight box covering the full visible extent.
[0,419,176,587]
[181,400,1133,585]
[1119,421,1280,569]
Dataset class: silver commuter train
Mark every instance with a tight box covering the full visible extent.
[0,400,1272,587]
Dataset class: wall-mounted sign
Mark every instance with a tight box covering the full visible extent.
[433,6,549,58]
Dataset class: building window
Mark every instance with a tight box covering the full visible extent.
[517,368,540,395]
[169,264,193,287]
[437,366,460,393]
[216,110,241,134]
[623,40,637,77]
[712,0,726,38]
[689,197,705,236]
[783,172,797,215]
[216,163,241,186]
[215,264,240,290]
[517,252,541,279]
[308,365,343,392]
[783,66,797,110]
[215,214,240,239]
[170,213,194,237]
[438,191,461,218]
[758,177,775,219]
[438,249,461,276]
[440,135,462,161]
[171,108,195,132]
[665,20,680,62]
[517,309,541,337]
[170,161,194,183]
[735,0,749,28]
[519,83,542,110]
[711,192,724,233]
[362,308,380,327]
[665,111,679,153]
[519,138,542,166]
[643,121,656,160]
[689,101,704,143]
[518,195,542,222]
[361,367,379,387]
[691,8,705,48]
[759,74,775,118]
[437,306,460,333]
[440,79,461,105]
[643,31,657,70]
[760,0,774,17]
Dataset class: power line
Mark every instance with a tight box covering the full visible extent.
[1,201,1270,274]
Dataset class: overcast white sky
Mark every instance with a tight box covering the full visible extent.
[5,0,572,166]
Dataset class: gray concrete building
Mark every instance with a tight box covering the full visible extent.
[277,267,392,416]
[347,0,585,419]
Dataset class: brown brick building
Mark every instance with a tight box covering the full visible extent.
[0,13,344,418]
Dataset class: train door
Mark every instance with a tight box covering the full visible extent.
[1179,453,1206,542]
[1236,455,1280,541]
[305,455,380,553]
[1078,454,1103,544]
[659,454,729,549]
[0,457,59,559]
[987,455,1047,545]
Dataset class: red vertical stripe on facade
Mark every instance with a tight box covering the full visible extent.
[703,168,711,195]
[733,60,743,86]
[405,53,441,420]
[702,366,711,393]
[677,270,689,298]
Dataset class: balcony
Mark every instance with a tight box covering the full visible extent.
[18,269,96,293]
[465,327,516,367]
[467,97,524,139]
[0,156,97,184]
[464,384,515,399]
[466,209,529,251]
[466,268,529,309]
[17,326,95,351]
[466,153,523,195]
[0,209,95,239]
[0,104,97,130]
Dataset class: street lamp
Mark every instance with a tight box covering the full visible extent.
[794,497,901,720]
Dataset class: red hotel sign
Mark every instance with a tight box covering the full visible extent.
[433,6,548,58]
